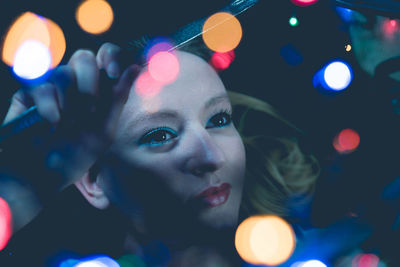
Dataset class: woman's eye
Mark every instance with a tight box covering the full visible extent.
[206,112,232,129]
[139,128,177,146]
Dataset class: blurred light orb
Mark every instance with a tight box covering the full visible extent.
[323,61,352,91]
[210,50,235,71]
[291,0,319,7]
[135,71,163,98]
[76,0,114,34]
[301,260,327,267]
[148,51,179,84]
[202,12,242,52]
[333,128,360,154]
[2,12,66,69]
[335,7,353,22]
[289,16,299,26]
[0,197,12,251]
[235,215,295,266]
[345,44,352,52]
[145,38,174,62]
[353,253,380,267]
[382,18,399,37]
[13,40,51,79]
[74,256,119,267]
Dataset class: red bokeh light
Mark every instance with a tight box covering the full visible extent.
[0,197,12,250]
[148,51,179,84]
[333,128,360,154]
[352,253,379,267]
[290,0,318,7]
[382,19,399,37]
[135,71,163,98]
[210,50,235,71]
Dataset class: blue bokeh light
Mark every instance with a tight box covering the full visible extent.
[313,60,353,91]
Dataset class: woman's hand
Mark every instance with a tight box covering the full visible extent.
[2,44,138,186]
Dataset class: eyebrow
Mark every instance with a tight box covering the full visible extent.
[204,94,231,110]
[129,94,231,128]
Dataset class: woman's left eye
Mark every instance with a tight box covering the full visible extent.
[206,111,232,129]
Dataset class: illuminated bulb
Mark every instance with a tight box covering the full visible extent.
[291,0,319,7]
[345,44,352,52]
[235,215,295,266]
[333,128,360,154]
[301,260,327,267]
[13,40,51,79]
[323,61,352,91]
[289,16,299,26]
[76,0,114,34]
[0,197,12,251]
[202,12,242,52]
[148,51,179,84]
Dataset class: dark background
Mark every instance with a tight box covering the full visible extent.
[0,0,399,234]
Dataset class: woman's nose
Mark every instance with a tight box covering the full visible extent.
[184,129,226,176]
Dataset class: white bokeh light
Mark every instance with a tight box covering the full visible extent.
[323,61,352,91]
[12,40,51,80]
[300,260,328,267]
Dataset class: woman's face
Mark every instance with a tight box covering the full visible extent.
[101,51,246,229]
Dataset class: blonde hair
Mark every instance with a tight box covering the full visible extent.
[228,91,320,221]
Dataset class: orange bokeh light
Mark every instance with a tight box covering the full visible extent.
[76,0,114,35]
[1,12,66,69]
[202,12,242,53]
[235,215,295,266]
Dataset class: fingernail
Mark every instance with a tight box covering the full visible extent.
[107,61,120,79]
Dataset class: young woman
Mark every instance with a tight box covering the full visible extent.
[1,37,319,266]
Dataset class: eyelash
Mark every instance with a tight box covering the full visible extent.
[138,110,232,146]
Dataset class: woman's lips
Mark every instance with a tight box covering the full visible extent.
[194,183,231,208]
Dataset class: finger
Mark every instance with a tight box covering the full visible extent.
[68,50,99,96]
[2,90,33,124]
[113,64,141,101]
[96,42,121,79]
[30,82,61,124]
[49,65,75,111]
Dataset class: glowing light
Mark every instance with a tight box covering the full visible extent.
[148,51,180,84]
[301,260,327,267]
[345,44,352,52]
[145,38,174,62]
[202,12,242,53]
[210,50,235,71]
[289,16,299,26]
[291,0,319,7]
[333,128,360,154]
[235,215,295,266]
[335,7,353,23]
[73,256,119,267]
[76,0,114,34]
[0,197,12,251]
[382,19,399,37]
[323,61,352,91]
[352,253,379,267]
[2,12,66,69]
[13,40,51,79]
[135,71,164,98]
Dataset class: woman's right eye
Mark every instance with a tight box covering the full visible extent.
[138,127,177,146]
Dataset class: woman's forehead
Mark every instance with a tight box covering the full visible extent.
[128,51,226,108]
